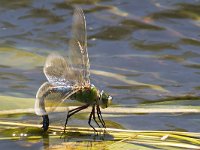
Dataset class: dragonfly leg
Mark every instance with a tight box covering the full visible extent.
[88,105,97,132]
[96,105,106,128]
[64,104,90,133]
[42,115,49,131]
[92,105,101,128]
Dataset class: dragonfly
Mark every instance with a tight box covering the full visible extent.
[34,7,112,132]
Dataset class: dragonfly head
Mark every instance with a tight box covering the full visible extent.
[99,90,112,109]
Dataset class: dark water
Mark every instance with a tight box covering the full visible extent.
[0,0,200,149]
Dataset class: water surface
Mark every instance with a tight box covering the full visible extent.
[0,0,200,149]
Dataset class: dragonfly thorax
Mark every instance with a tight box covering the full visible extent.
[70,84,112,109]
[70,85,99,105]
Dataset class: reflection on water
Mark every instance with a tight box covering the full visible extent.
[0,0,200,149]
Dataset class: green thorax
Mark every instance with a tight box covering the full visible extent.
[70,86,99,105]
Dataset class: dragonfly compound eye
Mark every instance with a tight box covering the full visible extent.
[99,91,112,109]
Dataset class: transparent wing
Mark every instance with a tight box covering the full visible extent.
[35,82,79,115]
[44,53,77,86]
[69,7,90,85]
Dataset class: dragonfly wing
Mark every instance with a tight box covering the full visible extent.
[44,53,78,86]
[69,7,90,85]
[35,82,79,116]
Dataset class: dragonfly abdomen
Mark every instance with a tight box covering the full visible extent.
[35,83,74,116]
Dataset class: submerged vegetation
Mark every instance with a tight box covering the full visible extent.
[0,121,199,150]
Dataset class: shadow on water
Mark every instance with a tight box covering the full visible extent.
[148,3,200,20]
